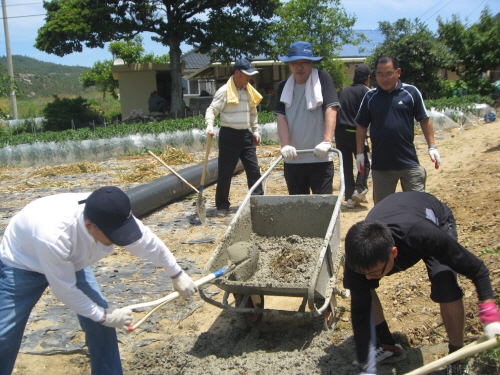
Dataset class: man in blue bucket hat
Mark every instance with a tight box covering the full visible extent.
[274,41,341,195]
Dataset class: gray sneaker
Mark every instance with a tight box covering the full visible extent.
[447,360,467,375]
[352,188,369,204]
[346,199,356,209]
[217,208,228,217]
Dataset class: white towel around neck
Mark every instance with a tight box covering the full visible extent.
[280,68,323,110]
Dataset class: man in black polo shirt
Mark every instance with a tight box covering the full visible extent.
[355,55,441,205]
[343,191,500,375]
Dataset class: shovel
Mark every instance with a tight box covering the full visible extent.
[197,134,213,224]
[404,335,500,375]
[124,241,259,330]
[148,150,203,218]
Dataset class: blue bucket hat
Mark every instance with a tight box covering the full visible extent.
[279,41,323,62]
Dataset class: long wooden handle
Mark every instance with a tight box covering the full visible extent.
[200,135,213,188]
[148,150,199,193]
[404,336,499,375]
[126,266,231,330]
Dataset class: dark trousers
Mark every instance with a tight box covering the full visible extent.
[335,127,370,200]
[216,126,263,210]
[283,162,334,195]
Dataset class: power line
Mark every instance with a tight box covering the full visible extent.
[418,1,443,19]
[464,0,487,23]
[423,0,456,23]
[4,2,43,7]
[0,14,44,19]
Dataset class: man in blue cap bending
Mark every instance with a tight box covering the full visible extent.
[0,186,197,375]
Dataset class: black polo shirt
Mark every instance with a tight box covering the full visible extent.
[355,80,429,170]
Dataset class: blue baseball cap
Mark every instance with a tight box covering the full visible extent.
[79,186,142,246]
[279,41,323,62]
[233,58,259,76]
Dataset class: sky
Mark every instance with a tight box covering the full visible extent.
[0,0,498,68]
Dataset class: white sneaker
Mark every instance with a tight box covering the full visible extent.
[352,189,369,204]
[346,199,356,208]
[375,343,404,363]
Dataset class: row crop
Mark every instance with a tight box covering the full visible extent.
[0,112,277,149]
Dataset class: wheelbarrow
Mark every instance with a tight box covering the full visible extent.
[199,148,346,331]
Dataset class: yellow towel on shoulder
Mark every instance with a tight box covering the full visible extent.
[226,76,263,107]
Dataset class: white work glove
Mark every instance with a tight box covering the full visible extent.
[484,322,500,339]
[428,146,440,169]
[253,131,261,146]
[206,124,214,136]
[356,153,366,175]
[479,301,500,338]
[314,142,332,158]
[172,271,198,298]
[101,308,133,329]
[281,145,297,159]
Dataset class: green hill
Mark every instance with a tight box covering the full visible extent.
[0,55,93,98]
[0,55,89,75]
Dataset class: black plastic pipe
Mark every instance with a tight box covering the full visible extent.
[127,158,243,217]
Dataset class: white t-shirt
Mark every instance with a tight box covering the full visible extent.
[0,193,182,321]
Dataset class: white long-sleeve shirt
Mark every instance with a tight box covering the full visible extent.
[205,84,259,133]
[0,193,182,322]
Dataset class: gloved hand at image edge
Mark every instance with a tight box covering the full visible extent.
[478,301,500,338]
[356,153,365,175]
[281,145,297,159]
[253,131,261,146]
[428,147,441,169]
[101,308,133,329]
[172,271,198,298]
[314,142,332,158]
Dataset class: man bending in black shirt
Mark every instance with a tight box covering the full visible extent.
[343,191,500,375]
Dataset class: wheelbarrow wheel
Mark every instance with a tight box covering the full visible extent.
[313,297,336,332]
[234,294,264,328]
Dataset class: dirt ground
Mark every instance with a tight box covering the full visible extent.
[3,118,500,374]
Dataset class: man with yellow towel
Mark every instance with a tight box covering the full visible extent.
[205,58,264,217]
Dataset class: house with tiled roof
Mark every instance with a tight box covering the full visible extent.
[111,31,386,117]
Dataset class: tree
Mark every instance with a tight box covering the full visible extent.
[438,7,500,94]
[80,36,169,99]
[42,95,93,131]
[269,0,366,89]
[366,18,451,98]
[35,0,279,114]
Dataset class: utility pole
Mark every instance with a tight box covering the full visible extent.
[1,0,18,119]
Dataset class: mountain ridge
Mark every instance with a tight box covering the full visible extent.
[0,55,89,75]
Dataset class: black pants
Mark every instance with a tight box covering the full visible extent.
[335,126,370,200]
[216,127,263,210]
[283,161,334,195]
